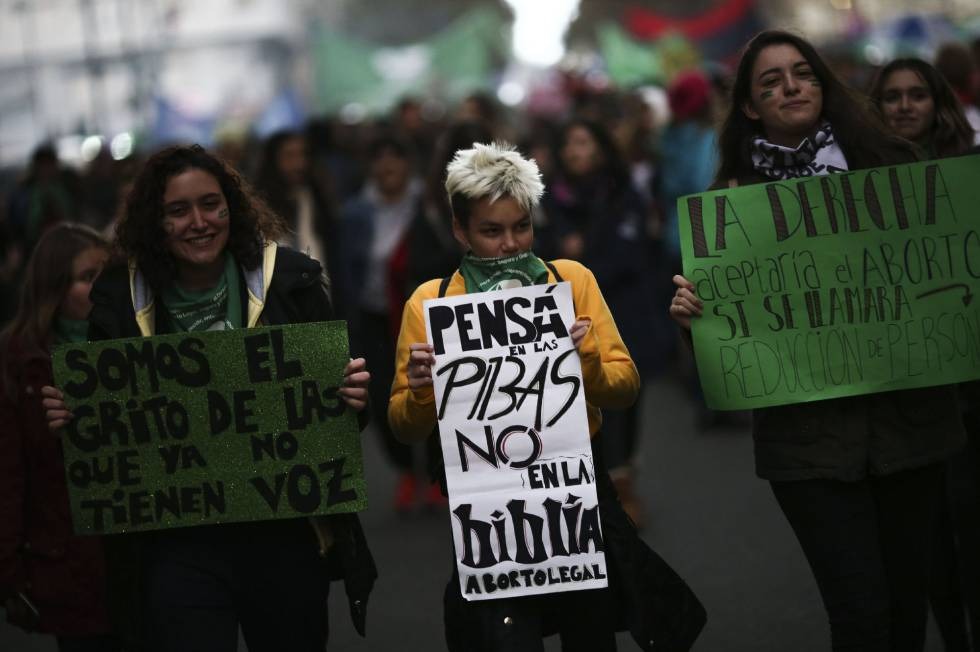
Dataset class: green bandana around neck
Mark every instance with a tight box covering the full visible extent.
[457,251,550,294]
[53,317,89,344]
[162,253,243,332]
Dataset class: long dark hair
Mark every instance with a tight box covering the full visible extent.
[717,30,913,182]
[116,144,285,292]
[869,58,975,158]
[553,118,631,194]
[0,223,107,393]
[255,130,306,227]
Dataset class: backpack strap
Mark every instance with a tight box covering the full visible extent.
[431,275,452,495]
[545,260,564,282]
[438,275,452,298]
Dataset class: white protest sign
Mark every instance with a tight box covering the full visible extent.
[424,282,608,601]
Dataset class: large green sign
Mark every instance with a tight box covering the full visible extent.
[53,322,366,534]
[679,155,980,410]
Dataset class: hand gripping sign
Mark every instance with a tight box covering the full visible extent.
[424,282,608,601]
[53,322,366,534]
[678,155,980,410]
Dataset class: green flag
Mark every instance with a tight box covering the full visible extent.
[312,7,508,113]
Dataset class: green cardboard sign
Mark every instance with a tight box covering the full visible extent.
[52,322,366,534]
[678,155,980,410]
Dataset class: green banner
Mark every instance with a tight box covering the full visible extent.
[679,155,980,410]
[312,7,507,113]
[52,322,366,534]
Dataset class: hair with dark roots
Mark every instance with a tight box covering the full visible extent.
[869,58,975,158]
[717,30,912,182]
[116,144,285,291]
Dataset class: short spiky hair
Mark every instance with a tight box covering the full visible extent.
[445,141,544,226]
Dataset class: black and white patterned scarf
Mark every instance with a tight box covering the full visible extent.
[750,122,849,179]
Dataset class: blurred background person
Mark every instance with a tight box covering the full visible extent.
[934,42,980,140]
[871,57,979,652]
[657,70,737,430]
[339,135,429,511]
[0,223,116,652]
[872,57,976,157]
[658,70,719,273]
[6,145,82,256]
[402,121,493,294]
[255,129,341,302]
[541,118,672,526]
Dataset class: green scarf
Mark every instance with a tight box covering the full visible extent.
[53,317,89,344]
[162,254,243,332]
[457,251,550,294]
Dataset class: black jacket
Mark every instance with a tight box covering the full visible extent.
[87,247,377,647]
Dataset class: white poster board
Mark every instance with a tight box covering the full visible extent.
[424,282,608,601]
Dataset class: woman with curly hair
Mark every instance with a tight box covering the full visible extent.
[41,144,376,651]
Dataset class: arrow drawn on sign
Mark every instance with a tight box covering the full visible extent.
[915,284,973,306]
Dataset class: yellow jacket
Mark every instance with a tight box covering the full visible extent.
[388,258,639,443]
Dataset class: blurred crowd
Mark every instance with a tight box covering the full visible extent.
[2,36,980,519]
[2,19,980,652]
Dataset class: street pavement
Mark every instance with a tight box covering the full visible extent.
[1,373,946,651]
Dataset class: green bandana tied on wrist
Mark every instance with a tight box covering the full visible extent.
[162,253,243,332]
[457,251,550,294]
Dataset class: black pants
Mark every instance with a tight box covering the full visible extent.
[599,400,640,472]
[444,579,618,652]
[931,427,980,652]
[140,519,330,652]
[441,439,708,652]
[771,464,944,652]
[56,635,120,652]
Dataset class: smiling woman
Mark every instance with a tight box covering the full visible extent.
[869,58,976,158]
[159,169,231,289]
[39,144,377,651]
[115,145,285,297]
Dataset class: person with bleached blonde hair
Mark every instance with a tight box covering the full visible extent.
[389,141,705,652]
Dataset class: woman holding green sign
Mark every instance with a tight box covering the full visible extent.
[669,31,966,652]
[0,223,117,650]
[41,145,375,652]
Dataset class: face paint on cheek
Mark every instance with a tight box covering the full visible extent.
[163,221,176,234]
[760,90,774,101]
[218,208,229,220]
